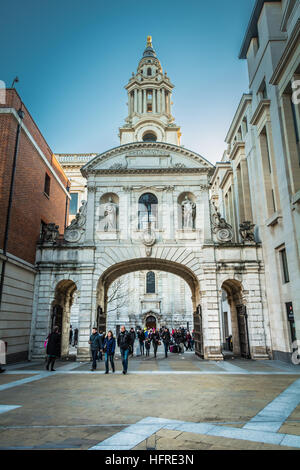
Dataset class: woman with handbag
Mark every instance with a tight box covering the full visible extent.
[103,330,116,374]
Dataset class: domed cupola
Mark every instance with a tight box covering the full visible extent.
[120,36,181,146]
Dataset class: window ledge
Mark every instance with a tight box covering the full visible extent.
[291,190,300,205]
[266,211,282,227]
[43,192,50,199]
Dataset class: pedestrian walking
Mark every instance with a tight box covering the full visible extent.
[98,331,105,361]
[89,327,103,371]
[145,338,151,357]
[162,327,171,358]
[117,325,130,374]
[103,330,116,374]
[151,328,160,358]
[69,325,73,345]
[129,327,136,357]
[73,328,78,347]
[45,326,61,371]
[137,328,145,355]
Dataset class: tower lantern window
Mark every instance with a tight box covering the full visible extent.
[147,68,152,76]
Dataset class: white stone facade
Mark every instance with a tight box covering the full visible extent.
[212,0,300,362]
[30,37,272,362]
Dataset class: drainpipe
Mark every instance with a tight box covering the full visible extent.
[0,107,24,311]
[64,184,70,229]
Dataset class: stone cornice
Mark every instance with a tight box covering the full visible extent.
[270,18,300,85]
[219,168,233,190]
[81,142,214,177]
[229,141,245,161]
[87,167,213,176]
[225,94,252,144]
[250,99,271,126]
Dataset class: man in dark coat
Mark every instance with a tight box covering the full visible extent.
[117,325,130,374]
[137,328,145,355]
[151,329,160,358]
[89,327,103,371]
[129,327,136,357]
[162,327,171,358]
[45,326,61,371]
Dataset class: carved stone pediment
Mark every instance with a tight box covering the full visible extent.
[81,142,214,177]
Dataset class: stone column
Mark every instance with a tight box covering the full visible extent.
[162,88,166,113]
[143,89,146,113]
[243,264,270,360]
[77,272,94,362]
[85,182,96,244]
[158,89,161,113]
[134,89,137,112]
[240,158,253,221]
[202,186,212,242]
[153,89,156,113]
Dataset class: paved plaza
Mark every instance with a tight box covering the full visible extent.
[0,348,300,450]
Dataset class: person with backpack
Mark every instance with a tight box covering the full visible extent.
[117,325,131,374]
[45,326,61,371]
[88,327,103,371]
[103,330,116,374]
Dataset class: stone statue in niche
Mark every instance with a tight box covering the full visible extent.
[181,195,196,229]
[103,197,118,231]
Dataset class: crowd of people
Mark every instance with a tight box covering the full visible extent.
[44,324,195,375]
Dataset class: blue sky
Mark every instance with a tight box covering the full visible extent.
[0,0,255,163]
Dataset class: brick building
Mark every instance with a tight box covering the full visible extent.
[0,88,70,363]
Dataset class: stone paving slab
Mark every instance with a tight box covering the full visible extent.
[0,374,36,386]
[133,429,297,450]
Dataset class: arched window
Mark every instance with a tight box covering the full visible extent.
[142,132,157,142]
[138,193,158,229]
[147,67,152,76]
[146,271,155,293]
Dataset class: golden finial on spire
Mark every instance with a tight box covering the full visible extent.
[146,35,152,47]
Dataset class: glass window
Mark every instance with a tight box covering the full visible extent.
[280,248,290,283]
[138,193,158,229]
[44,173,50,196]
[146,271,155,293]
[69,193,79,215]
[142,132,157,142]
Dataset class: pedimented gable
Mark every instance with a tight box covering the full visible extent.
[81,142,214,176]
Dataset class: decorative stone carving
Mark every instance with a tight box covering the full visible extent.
[182,196,196,229]
[64,201,87,243]
[41,223,60,244]
[211,203,233,243]
[141,225,156,256]
[109,162,127,170]
[122,185,174,192]
[239,221,255,243]
[173,163,186,168]
[103,197,118,231]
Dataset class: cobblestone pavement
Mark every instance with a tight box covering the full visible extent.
[0,349,300,450]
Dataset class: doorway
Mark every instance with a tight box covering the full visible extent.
[146,315,156,330]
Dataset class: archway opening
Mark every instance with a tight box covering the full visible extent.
[220,279,250,359]
[96,258,203,357]
[146,315,156,330]
[51,280,77,358]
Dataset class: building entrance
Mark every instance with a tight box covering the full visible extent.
[146,315,156,330]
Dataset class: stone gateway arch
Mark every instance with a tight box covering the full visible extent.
[29,38,272,362]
